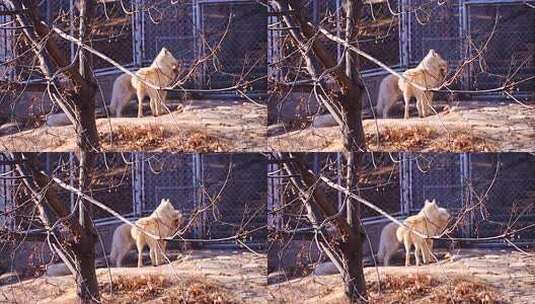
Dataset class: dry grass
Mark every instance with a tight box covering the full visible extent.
[368,274,507,304]
[366,126,496,152]
[99,125,229,152]
[100,274,241,304]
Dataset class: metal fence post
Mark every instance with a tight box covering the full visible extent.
[459,0,469,90]
[399,0,410,68]
[133,0,144,66]
[192,154,203,238]
[400,152,412,215]
[132,153,143,216]
[459,153,473,238]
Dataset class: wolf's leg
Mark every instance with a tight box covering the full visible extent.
[149,245,157,266]
[383,251,392,266]
[414,239,422,266]
[403,236,412,266]
[423,92,434,117]
[136,87,145,118]
[135,236,145,268]
[415,93,424,118]
[382,99,391,119]
[158,241,168,265]
[158,92,167,116]
[383,239,399,266]
[115,247,128,267]
[148,91,157,117]
[403,90,412,119]
[424,239,434,263]
[115,91,134,118]
[420,240,429,264]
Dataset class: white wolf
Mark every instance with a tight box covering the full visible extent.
[108,48,180,118]
[396,199,450,266]
[375,49,448,119]
[376,199,450,266]
[109,198,183,267]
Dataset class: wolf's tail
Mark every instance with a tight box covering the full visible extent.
[375,93,385,116]
[376,235,386,263]
[108,74,134,117]
[109,234,122,265]
[108,83,121,116]
[109,224,134,266]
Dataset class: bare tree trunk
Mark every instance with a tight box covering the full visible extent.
[73,1,100,302]
[270,0,366,151]
[8,1,102,302]
[342,152,367,301]
[340,0,366,151]
[276,152,368,303]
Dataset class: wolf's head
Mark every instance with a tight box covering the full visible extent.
[421,199,451,233]
[420,49,448,80]
[152,198,183,229]
[153,48,181,74]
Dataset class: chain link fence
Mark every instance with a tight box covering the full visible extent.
[268,0,400,80]
[406,153,535,243]
[202,154,267,243]
[137,153,267,244]
[408,153,463,212]
[469,153,535,242]
[466,4,535,91]
[1,0,266,92]
[267,153,401,233]
[199,2,267,91]
[406,0,535,92]
[0,153,267,247]
[142,0,195,66]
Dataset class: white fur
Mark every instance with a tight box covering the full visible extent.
[396,199,451,266]
[376,49,448,118]
[376,199,450,266]
[109,223,134,267]
[130,198,183,267]
[108,73,134,117]
[108,48,179,117]
[376,221,400,266]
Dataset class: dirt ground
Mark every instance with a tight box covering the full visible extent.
[0,249,267,304]
[268,102,535,152]
[267,249,535,304]
[0,100,266,152]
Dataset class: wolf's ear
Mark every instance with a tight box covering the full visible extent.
[429,49,436,56]
[424,199,430,205]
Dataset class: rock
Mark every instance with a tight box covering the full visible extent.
[0,122,21,136]
[0,272,20,286]
[46,263,70,277]
[312,262,338,276]
[267,123,286,136]
[46,113,72,127]
[311,114,337,128]
[268,271,289,284]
